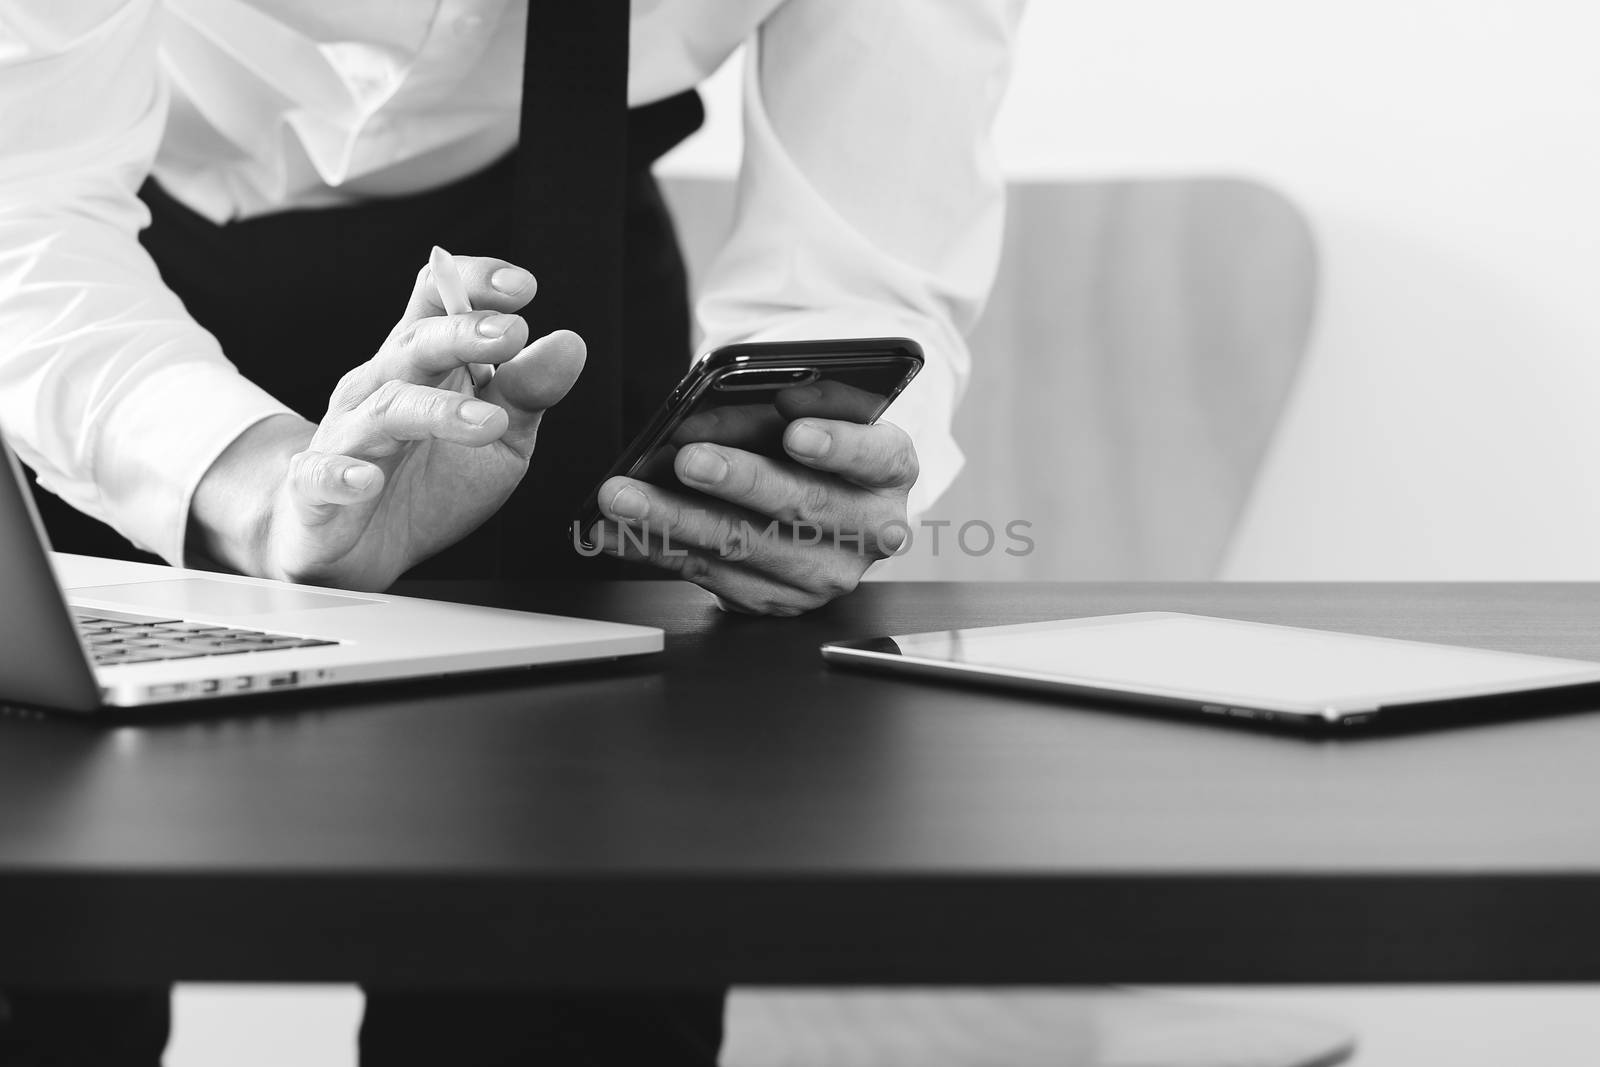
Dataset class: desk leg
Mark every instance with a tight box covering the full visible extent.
[0,987,169,1067]
[359,987,725,1065]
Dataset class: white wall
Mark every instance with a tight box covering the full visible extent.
[663,2,1600,579]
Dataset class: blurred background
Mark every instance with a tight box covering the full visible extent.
[665,0,1600,583]
[171,3,1600,1064]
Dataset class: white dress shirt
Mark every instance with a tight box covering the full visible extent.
[0,0,1019,565]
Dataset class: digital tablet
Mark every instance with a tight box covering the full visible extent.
[821,612,1600,731]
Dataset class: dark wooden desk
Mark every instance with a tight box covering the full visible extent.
[3,582,1599,987]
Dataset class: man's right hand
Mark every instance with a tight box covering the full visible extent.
[187,254,585,591]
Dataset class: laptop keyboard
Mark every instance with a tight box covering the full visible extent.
[72,607,339,667]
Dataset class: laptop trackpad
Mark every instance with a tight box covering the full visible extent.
[70,579,378,617]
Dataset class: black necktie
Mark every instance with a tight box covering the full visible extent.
[511,1,631,574]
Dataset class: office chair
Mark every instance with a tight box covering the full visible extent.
[662,175,1317,583]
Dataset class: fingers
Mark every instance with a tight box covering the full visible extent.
[284,450,384,528]
[334,252,545,405]
[595,474,869,599]
[781,418,919,491]
[328,251,540,399]
[670,443,906,554]
[329,253,538,397]
[316,379,509,458]
[402,254,538,322]
[589,419,920,617]
[591,519,849,617]
[290,378,514,528]
[477,329,587,456]
[360,309,530,389]
[320,327,583,474]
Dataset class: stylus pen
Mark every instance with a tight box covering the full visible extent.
[429,245,493,386]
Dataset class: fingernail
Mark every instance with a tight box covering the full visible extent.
[788,423,831,458]
[789,385,822,403]
[491,267,533,295]
[460,399,498,425]
[610,486,649,520]
[682,446,729,485]
[342,465,375,489]
[477,313,515,338]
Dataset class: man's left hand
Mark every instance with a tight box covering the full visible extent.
[593,420,917,615]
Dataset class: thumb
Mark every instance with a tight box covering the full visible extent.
[477,329,586,456]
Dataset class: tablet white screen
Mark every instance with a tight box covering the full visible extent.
[885,614,1600,712]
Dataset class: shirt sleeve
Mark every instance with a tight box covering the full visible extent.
[696,0,1023,517]
[0,0,293,565]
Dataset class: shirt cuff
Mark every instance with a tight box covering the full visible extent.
[92,360,294,566]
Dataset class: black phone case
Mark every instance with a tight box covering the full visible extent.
[574,337,923,547]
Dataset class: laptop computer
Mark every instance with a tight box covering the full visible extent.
[1,433,662,713]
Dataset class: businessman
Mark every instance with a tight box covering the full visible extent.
[0,0,1019,1062]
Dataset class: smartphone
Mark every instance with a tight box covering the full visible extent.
[575,337,924,546]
